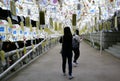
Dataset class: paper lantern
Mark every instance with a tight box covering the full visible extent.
[25,17,30,27]
[49,17,53,27]
[7,17,13,28]
[72,14,76,26]
[27,9,31,15]
[115,16,117,28]
[54,22,57,31]
[10,1,16,16]
[77,4,81,10]
[110,0,114,2]
[99,7,101,20]
[36,21,39,34]
[0,50,6,66]
[20,21,24,31]
[39,11,45,25]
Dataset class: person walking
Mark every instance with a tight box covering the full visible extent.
[59,26,73,79]
[72,29,81,66]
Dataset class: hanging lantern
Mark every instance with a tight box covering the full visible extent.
[88,0,91,2]
[72,14,76,26]
[25,17,30,27]
[77,4,81,10]
[7,17,13,28]
[110,0,114,2]
[115,16,118,28]
[20,21,24,31]
[99,7,101,20]
[0,50,6,66]
[49,17,53,28]
[23,46,26,54]
[54,22,57,31]
[39,11,45,25]
[95,16,97,25]
[27,9,31,15]
[30,24,32,32]
[10,0,16,16]
[36,21,39,34]
[51,0,58,5]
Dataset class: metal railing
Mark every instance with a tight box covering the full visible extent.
[0,37,59,81]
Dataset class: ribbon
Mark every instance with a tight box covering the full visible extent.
[0,50,6,66]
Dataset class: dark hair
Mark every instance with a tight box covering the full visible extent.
[63,26,72,40]
[75,29,79,35]
[64,26,72,36]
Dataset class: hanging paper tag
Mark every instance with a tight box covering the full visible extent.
[0,26,5,33]
[0,50,6,66]
[32,44,35,52]
[115,16,117,28]
[15,42,19,49]
[0,41,3,50]
[20,30,22,34]
[16,49,20,58]
[23,46,26,54]
[31,39,33,44]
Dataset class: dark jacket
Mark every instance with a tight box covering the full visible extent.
[59,27,73,56]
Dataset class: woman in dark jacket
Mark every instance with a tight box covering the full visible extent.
[59,26,73,79]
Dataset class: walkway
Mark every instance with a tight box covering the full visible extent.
[8,41,120,81]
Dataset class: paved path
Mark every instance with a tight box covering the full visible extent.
[9,41,120,81]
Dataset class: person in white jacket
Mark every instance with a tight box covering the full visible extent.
[72,29,81,66]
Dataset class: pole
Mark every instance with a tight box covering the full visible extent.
[98,1,102,54]
[100,30,102,54]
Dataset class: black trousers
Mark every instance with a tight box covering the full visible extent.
[62,54,72,76]
[73,48,80,63]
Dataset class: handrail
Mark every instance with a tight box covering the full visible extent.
[5,46,32,57]
[0,38,45,79]
[0,36,59,80]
